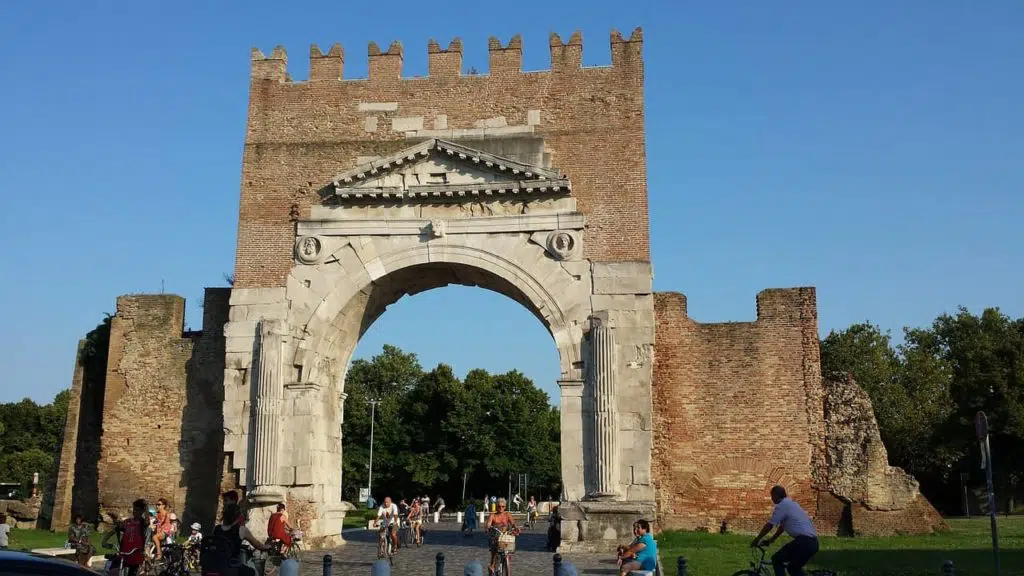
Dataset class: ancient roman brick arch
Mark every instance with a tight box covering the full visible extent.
[221,138,657,547]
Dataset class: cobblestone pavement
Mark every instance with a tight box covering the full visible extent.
[296,522,619,576]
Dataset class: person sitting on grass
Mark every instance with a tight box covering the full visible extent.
[617,519,657,576]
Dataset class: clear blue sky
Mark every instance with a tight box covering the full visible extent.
[1,1,1021,405]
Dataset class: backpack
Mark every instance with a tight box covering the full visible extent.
[119,518,146,566]
[200,525,242,576]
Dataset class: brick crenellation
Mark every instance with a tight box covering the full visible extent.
[253,29,643,83]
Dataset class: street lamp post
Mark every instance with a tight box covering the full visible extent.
[367,399,381,505]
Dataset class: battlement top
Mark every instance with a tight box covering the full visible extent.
[250,28,643,83]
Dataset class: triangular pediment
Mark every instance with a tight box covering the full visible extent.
[330,139,570,202]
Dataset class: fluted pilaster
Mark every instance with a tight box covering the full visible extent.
[590,313,618,498]
[250,319,286,502]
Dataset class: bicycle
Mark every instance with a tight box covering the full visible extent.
[102,544,143,576]
[377,522,396,566]
[490,527,518,576]
[730,542,836,576]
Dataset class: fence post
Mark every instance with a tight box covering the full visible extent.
[677,556,687,576]
[323,554,333,576]
[436,552,446,576]
[553,553,562,576]
[943,560,955,575]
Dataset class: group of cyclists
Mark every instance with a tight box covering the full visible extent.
[375,495,524,575]
[96,492,301,576]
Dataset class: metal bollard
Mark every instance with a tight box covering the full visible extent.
[553,553,563,576]
[323,554,333,576]
[372,558,392,576]
[436,552,446,576]
[677,556,688,576]
[942,560,955,575]
[464,559,484,576]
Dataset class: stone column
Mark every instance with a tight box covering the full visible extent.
[589,313,618,498]
[250,319,286,503]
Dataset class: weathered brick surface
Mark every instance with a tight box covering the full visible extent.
[92,291,230,528]
[651,289,825,533]
[652,290,944,536]
[234,30,648,288]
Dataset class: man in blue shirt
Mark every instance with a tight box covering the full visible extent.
[617,519,657,576]
[752,485,819,576]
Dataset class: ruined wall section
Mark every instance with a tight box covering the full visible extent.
[651,289,825,533]
[96,292,230,527]
[49,340,86,530]
[822,373,947,536]
[179,288,231,529]
[99,295,194,516]
[235,29,648,288]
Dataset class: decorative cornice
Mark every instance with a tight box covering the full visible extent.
[297,212,585,237]
[335,178,571,201]
[329,138,569,203]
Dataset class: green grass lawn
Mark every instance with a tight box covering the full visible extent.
[658,517,1023,576]
[6,527,107,552]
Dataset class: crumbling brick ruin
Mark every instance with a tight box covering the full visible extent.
[48,30,945,540]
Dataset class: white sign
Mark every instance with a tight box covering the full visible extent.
[359,488,370,503]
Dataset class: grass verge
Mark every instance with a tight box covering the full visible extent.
[658,517,1023,576]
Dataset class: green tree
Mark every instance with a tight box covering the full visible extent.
[926,308,1024,509]
[340,346,562,505]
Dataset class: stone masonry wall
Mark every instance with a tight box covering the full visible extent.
[98,295,194,517]
[96,292,230,528]
[651,289,826,533]
[235,30,647,288]
[49,340,86,530]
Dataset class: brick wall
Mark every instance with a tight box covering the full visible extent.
[96,291,230,528]
[235,30,648,287]
[651,289,825,533]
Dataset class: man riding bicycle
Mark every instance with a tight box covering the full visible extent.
[751,486,819,576]
[376,496,400,553]
[485,497,520,575]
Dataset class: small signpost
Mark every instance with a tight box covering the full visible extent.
[975,411,1000,576]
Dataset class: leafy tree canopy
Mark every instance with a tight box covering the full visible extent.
[341,345,561,505]
[821,307,1024,513]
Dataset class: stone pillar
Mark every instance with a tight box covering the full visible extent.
[250,319,286,503]
[589,313,618,499]
[558,379,585,501]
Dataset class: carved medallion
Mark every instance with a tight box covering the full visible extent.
[547,230,579,260]
[295,235,323,264]
[429,219,447,239]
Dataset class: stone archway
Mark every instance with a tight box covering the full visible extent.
[220,139,656,549]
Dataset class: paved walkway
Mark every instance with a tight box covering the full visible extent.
[296,522,618,576]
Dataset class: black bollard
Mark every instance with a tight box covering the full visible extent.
[677,556,688,576]
[436,552,446,576]
[323,554,333,576]
[942,560,955,575]
[553,553,563,576]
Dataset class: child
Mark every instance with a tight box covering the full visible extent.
[186,522,202,546]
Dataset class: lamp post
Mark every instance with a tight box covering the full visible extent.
[367,398,381,505]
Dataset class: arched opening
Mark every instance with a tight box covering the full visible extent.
[340,281,564,507]
[319,262,568,506]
